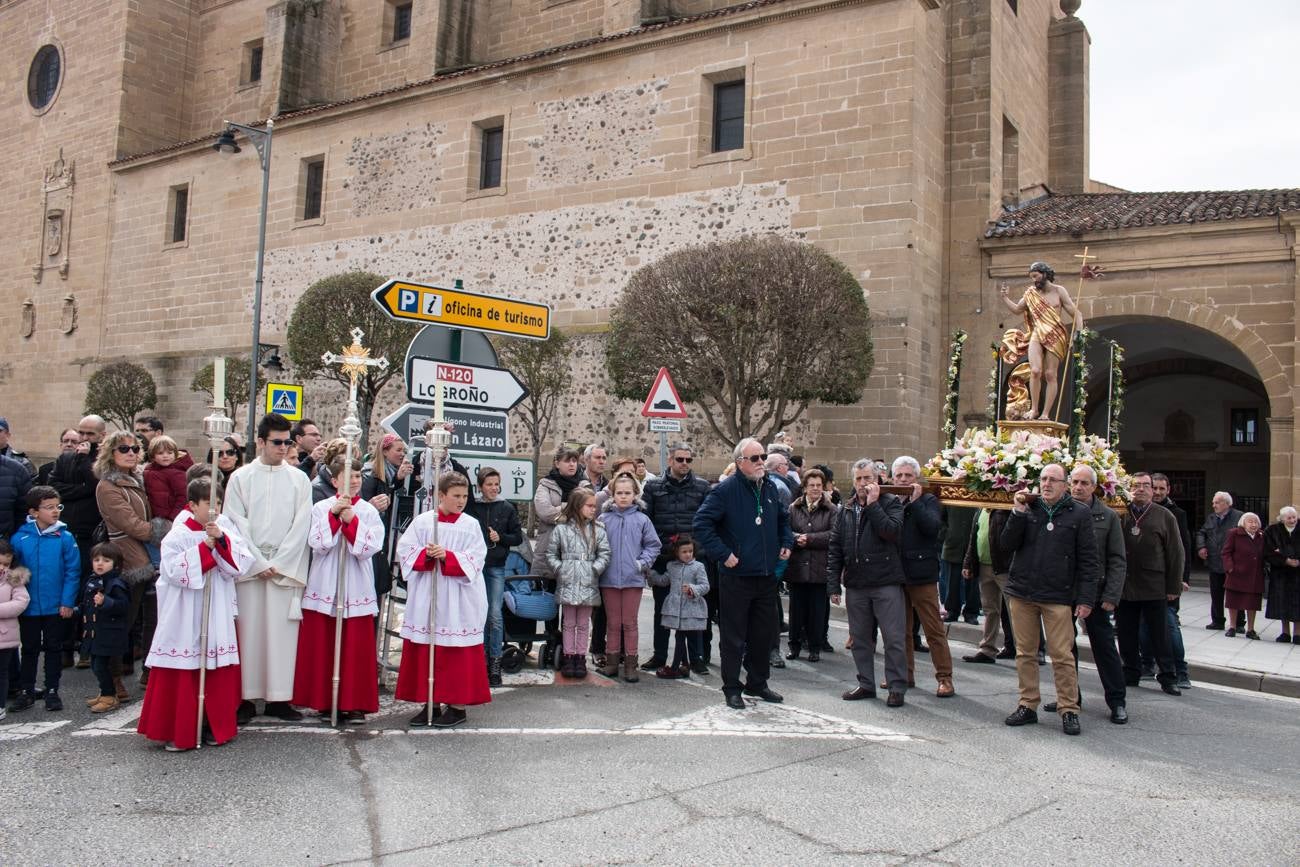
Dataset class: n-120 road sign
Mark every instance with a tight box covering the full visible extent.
[372,279,551,340]
[380,405,510,455]
[451,452,535,503]
[407,357,528,411]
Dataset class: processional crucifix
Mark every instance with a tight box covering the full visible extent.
[321,328,389,727]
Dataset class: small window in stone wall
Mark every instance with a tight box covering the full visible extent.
[300,157,325,221]
[480,126,504,189]
[1230,407,1259,446]
[28,44,62,110]
[242,40,264,85]
[392,1,413,43]
[167,184,189,245]
[712,80,745,153]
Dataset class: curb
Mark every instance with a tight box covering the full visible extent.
[828,605,1300,700]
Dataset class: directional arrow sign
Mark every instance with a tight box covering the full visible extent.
[408,357,528,411]
[380,404,509,455]
[373,279,551,340]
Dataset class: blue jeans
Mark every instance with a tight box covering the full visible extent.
[484,566,506,659]
[1140,601,1188,680]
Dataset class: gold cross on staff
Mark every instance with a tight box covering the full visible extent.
[321,326,389,385]
[1074,246,1097,267]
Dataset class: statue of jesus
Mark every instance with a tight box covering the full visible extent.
[998,261,1081,420]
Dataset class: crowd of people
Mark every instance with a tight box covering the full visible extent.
[1,411,1298,746]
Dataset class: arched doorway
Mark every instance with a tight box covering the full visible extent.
[1082,316,1271,532]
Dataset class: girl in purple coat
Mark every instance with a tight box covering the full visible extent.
[596,474,661,682]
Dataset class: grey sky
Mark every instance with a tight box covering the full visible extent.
[1083,0,1300,192]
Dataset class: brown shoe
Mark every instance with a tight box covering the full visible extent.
[936,677,955,698]
[599,653,621,678]
[880,679,917,690]
[622,655,640,683]
[90,695,121,714]
[114,677,131,703]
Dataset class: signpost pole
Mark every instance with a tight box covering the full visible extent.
[658,431,667,475]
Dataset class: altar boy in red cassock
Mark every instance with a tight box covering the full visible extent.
[139,477,253,751]
[293,455,383,723]
[396,471,490,728]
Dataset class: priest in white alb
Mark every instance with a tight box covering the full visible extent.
[396,472,491,728]
[138,477,254,751]
[293,454,383,723]
[223,413,314,724]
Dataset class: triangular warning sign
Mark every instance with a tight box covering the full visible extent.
[272,391,296,413]
[640,367,686,418]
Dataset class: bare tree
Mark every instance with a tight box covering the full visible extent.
[606,236,873,446]
[85,362,158,432]
[286,271,409,451]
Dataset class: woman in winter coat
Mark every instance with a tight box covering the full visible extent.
[596,473,661,682]
[0,541,30,718]
[1263,505,1300,643]
[95,430,166,696]
[785,468,839,662]
[547,488,610,680]
[1221,512,1267,639]
[532,446,590,579]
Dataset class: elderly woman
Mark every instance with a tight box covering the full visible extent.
[1264,506,1300,643]
[532,446,591,578]
[785,468,838,662]
[1221,512,1266,639]
[95,430,166,699]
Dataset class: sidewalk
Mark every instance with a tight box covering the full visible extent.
[831,582,1300,698]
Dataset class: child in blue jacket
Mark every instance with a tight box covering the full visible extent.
[9,485,81,712]
[81,542,130,713]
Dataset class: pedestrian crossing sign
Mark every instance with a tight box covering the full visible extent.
[265,383,304,421]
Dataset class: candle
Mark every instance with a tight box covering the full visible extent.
[213,357,225,408]
[433,376,443,422]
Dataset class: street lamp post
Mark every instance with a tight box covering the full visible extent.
[213,119,274,454]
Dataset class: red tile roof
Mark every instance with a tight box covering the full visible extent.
[986,189,1300,238]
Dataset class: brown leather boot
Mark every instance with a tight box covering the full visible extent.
[599,652,621,678]
[90,695,121,714]
[114,677,130,702]
[622,655,640,683]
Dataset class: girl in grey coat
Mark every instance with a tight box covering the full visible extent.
[649,534,710,679]
[546,489,610,679]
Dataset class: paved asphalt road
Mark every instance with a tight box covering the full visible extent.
[3,607,1299,865]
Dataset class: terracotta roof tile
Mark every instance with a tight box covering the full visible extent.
[985,189,1300,238]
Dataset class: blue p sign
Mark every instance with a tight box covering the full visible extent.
[398,289,419,313]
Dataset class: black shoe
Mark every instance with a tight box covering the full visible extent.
[768,649,786,669]
[9,692,36,712]
[1110,705,1128,724]
[1062,712,1081,736]
[487,656,503,687]
[819,641,835,653]
[44,690,63,712]
[1246,630,1260,640]
[886,692,905,708]
[1139,666,1155,680]
[202,728,221,746]
[690,662,710,675]
[1224,628,1237,638]
[1005,706,1038,726]
[1042,701,1058,713]
[236,701,256,725]
[963,652,996,664]
[432,706,467,728]
[914,639,929,654]
[343,710,366,726]
[841,686,876,701]
[995,648,1016,660]
[640,657,666,672]
[963,615,981,625]
[785,645,801,660]
[742,685,783,703]
[1160,682,1182,696]
[263,701,304,721]
[724,693,746,710]
[409,705,437,727]
[807,650,820,663]
[1276,634,1293,644]
[1205,622,1225,630]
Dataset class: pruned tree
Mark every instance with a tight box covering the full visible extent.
[285,271,409,451]
[85,361,158,432]
[493,330,572,531]
[190,356,252,420]
[606,236,873,446]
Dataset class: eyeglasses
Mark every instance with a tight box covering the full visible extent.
[115,445,141,455]
[265,438,292,447]
[673,456,693,464]
[39,503,64,513]
[217,449,239,457]
[744,454,767,463]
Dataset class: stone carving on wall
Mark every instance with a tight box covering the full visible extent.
[60,293,77,334]
[33,148,74,283]
[20,299,34,339]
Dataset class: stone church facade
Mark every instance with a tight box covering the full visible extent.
[3,0,1296,513]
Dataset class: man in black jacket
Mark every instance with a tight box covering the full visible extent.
[893,456,953,698]
[641,443,711,673]
[826,458,908,707]
[49,415,107,666]
[1119,472,1185,696]
[1195,492,1244,630]
[1000,464,1100,736]
[1146,473,1192,688]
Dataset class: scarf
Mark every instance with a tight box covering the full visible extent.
[547,467,582,504]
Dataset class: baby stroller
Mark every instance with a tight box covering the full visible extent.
[500,551,562,673]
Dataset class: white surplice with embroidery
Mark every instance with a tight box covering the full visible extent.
[303,496,383,618]
[396,511,487,647]
[148,511,254,671]
[222,458,314,701]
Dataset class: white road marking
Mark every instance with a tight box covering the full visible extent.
[0,720,71,741]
